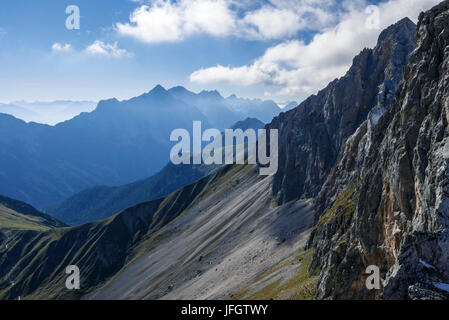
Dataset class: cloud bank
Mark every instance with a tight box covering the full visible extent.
[116,0,343,43]
[51,41,130,58]
[188,0,440,99]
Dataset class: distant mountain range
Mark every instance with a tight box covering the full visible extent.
[168,86,280,128]
[0,101,96,125]
[48,117,265,226]
[0,86,277,209]
[0,88,281,128]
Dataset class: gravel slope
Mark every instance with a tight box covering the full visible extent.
[88,169,314,300]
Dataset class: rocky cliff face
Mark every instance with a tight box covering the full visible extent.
[311,0,449,299]
[267,18,416,205]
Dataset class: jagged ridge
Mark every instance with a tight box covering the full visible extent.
[267,17,416,205]
[310,0,449,300]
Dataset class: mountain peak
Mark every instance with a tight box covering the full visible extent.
[94,98,119,111]
[396,16,415,26]
[148,84,167,95]
[199,90,223,99]
[376,17,416,48]
[169,86,188,93]
[230,117,265,131]
[99,98,119,104]
[167,86,196,98]
[141,85,173,101]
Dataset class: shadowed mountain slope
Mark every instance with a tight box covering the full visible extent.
[0,167,222,299]
[49,162,219,226]
[168,87,281,127]
[0,85,277,210]
[48,117,265,226]
[0,85,211,209]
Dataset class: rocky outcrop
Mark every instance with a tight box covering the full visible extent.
[267,18,416,205]
[311,0,449,300]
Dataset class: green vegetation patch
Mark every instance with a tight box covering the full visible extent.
[0,205,51,231]
[231,249,319,300]
[317,176,360,226]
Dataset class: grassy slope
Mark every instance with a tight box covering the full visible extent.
[231,249,318,300]
[0,205,53,232]
[0,195,66,230]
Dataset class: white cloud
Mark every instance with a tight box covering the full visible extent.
[51,41,131,58]
[242,0,341,40]
[84,41,131,58]
[243,8,302,39]
[116,0,346,43]
[190,0,441,100]
[52,42,73,53]
[117,0,235,43]
[184,0,236,36]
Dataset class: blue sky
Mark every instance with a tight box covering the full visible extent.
[0,0,441,104]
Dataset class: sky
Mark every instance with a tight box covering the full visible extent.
[0,0,442,104]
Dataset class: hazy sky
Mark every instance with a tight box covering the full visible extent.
[0,0,441,103]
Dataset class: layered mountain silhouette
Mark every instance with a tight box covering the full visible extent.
[168,86,280,127]
[2,1,449,301]
[0,85,277,209]
[48,117,265,226]
[0,100,96,125]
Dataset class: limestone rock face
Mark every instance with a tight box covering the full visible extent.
[267,18,416,205]
[311,0,449,300]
